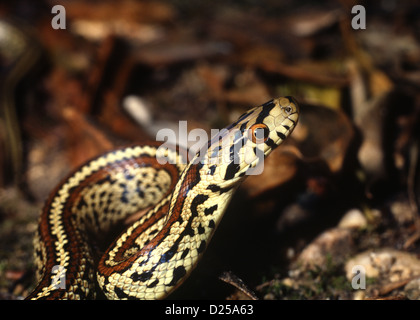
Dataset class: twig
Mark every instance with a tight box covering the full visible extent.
[219,271,258,300]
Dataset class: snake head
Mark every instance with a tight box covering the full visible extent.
[203,96,299,183]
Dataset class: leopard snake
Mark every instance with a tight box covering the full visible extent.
[1,19,300,300]
[24,96,298,300]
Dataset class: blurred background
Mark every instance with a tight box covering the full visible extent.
[1,0,420,300]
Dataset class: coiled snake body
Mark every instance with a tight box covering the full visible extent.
[25,96,298,299]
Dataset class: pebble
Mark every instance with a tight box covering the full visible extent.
[404,278,420,300]
[297,228,353,268]
[338,209,368,229]
[345,248,420,283]
[390,200,416,225]
[353,290,366,300]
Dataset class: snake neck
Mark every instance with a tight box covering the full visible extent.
[165,154,242,238]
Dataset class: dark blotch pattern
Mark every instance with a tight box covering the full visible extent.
[168,266,186,286]
[197,240,206,254]
[147,279,159,288]
[114,286,129,299]
[197,224,205,234]
[208,219,215,229]
[204,204,217,216]
[224,161,240,180]
[277,131,286,140]
[181,248,190,259]
[131,270,153,282]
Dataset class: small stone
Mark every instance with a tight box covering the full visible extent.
[263,293,276,300]
[345,248,420,282]
[404,278,420,300]
[282,278,295,288]
[297,228,353,268]
[353,290,366,300]
[390,200,416,225]
[338,209,368,229]
[286,247,295,260]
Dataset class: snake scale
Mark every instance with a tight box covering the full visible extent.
[0,18,300,300]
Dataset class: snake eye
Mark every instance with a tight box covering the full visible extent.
[283,106,292,115]
[249,124,270,144]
